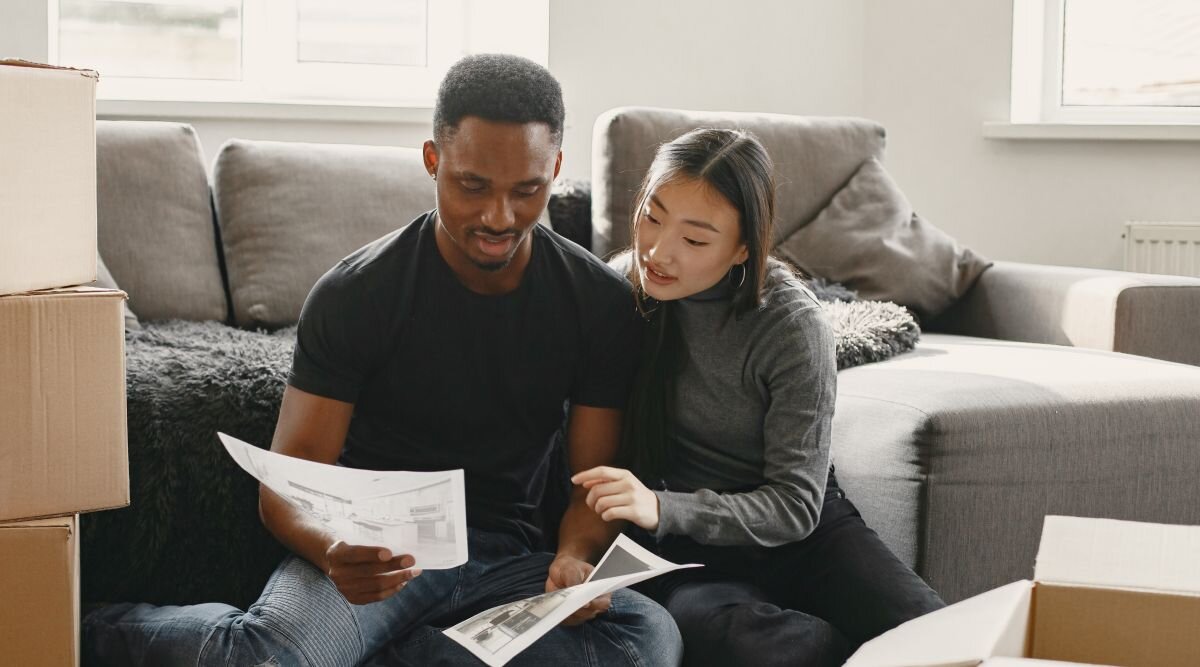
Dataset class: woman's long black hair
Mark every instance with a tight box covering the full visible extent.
[618,128,777,480]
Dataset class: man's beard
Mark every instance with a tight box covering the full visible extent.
[470,256,511,272]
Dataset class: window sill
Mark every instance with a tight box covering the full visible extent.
[96,99,433,124]
[983,121,1200,141]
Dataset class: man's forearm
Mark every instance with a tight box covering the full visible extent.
[259,484,338,571]
[556,489,623,563]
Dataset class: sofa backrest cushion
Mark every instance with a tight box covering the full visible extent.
[96,121,228,322]
[212,139,435,329]
[590,106,886,257]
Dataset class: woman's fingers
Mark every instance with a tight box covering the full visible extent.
[600,505,637,523]
[585,480,628,510]
[593,492,632,516]
[571,466,628,486]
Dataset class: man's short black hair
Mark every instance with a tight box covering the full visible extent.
[433,54,565,145]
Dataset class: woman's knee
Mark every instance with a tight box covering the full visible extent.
[674,601,850,667]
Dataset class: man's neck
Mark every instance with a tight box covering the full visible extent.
[432,215,534,296]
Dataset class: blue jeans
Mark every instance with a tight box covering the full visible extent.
[84,529,682,667]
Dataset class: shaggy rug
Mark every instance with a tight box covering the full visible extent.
[81,282,919,608]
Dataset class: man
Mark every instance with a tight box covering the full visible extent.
[85,54,683,666]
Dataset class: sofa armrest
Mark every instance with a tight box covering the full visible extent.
[927,261,1200,365]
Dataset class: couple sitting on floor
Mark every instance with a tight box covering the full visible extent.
[85,54,944,667]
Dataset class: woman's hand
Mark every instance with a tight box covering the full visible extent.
[571,466,660,532]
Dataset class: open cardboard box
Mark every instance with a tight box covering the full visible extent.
[0,286,129,521]
[847,515,1200,667]
[0,59,99,296]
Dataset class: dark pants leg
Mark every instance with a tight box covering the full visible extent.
[640,471,945,665]
[764,479,945,647]
[661,579,849,667]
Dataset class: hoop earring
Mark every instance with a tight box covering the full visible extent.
[729,263,747,290]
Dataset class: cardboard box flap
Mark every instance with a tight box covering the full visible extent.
[0,516,75,531]
[980,659,1116,667]
[9,286,127,299]
[1034,515,1200,595]
[845,580,1033,667]
[0,58,98,79]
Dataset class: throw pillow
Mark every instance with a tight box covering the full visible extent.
[775,157,991,321]
[96,253,141,330]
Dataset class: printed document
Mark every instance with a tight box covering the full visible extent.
[219,432,468,569]
[444,533,700,666]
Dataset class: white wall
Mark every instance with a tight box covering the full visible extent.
[862,0,1200,270]
[549,0,865,180]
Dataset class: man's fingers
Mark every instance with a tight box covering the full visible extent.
[329,554,415,578]
[328,542,396,566]
[339,568,421,596]
[561,594,612,625]
[346,581,409,605]
[589,594,612,614]
[375,567,422,590]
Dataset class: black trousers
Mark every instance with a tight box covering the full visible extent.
[634,470,945,667]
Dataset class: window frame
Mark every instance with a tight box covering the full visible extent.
[46,0,548,114]
[1010,0,1200,126]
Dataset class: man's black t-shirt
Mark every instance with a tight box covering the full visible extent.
[287,212,642,548]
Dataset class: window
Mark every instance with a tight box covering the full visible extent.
[1010,0,1200,124]
[48,0,549,108]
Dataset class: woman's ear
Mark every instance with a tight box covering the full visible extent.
[734,244,750,265]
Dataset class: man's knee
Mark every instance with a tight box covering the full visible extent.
[600,589,683,666]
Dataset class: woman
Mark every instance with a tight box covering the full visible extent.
[573,128,945,666]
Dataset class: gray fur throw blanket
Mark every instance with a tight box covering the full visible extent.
[81,284,918,608]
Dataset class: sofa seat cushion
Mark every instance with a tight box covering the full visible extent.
[832,333,1200,603]
[213,139,436,329]
[96,121,227,321]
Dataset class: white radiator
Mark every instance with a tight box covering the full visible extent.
[1123,222,1200,277]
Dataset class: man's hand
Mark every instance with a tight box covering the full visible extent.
[324,541,421,605]
[572,466,660,532]
[545,554,611,625]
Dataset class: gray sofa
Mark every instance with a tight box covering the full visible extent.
[94,112,1200,607]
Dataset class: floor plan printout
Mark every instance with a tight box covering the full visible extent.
[218,432,468,569]
[444,534,700,666]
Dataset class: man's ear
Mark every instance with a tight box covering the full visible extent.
[422,140,439,178]
[553,150,562,180]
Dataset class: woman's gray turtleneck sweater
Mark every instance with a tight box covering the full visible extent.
[653,261,837,547]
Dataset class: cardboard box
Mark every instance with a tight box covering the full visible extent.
[0,59,98,296]
[0,287,128,521]
[0,515,80,667]
[847,515,1200,667]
